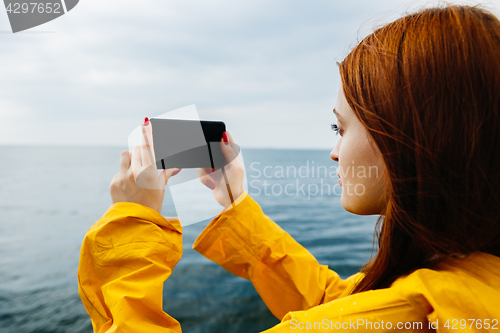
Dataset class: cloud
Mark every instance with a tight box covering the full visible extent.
[0,0,498,148]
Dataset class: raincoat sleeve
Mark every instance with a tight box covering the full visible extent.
[261,287,433,332]
[193,191,363,320]
[77,202,183,333]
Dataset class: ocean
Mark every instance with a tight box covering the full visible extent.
[0,146,378,333]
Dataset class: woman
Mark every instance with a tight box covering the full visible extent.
[78,4,500,332]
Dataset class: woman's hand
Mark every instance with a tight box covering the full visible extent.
[109,119,181,214]
[197,131,245,210]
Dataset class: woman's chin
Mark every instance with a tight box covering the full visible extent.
[340,194,357,214]
[340,193,382,216]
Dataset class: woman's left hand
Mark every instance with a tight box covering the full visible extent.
[109,119,181,214]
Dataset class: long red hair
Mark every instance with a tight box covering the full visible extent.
[339,4,500,293]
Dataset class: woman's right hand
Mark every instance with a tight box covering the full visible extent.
[197,131,245,210]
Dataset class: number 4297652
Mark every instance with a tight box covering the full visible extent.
[444,319,498,330]
[6,2,62,14]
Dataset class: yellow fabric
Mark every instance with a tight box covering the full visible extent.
[78,202,183,332]
[78,192,500,332]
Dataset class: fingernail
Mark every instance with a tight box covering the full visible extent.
[207,180,216,190]
[172,168,182,176]
[143,117,150,126]
[223,132,229,145]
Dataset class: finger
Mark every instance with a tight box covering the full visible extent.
[198,167,214,176]
[141,142,154,168]
[197,167,213,179]
[141,126,155,168]
[132,145,142,170]
[158,168,182,187]
[221,131,239,164]
[120,150,131,172]
[197,167,208,178]
[226,130,234,143]
[142,121,155,158]
[196,167,216,189]
[202,176,216,190]
[226,131,240,152]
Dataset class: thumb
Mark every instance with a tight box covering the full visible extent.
[158,168,182,187]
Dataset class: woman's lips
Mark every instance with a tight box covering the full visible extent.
[338,178,342,186]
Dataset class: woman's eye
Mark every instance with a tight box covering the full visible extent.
[331,123,341,135]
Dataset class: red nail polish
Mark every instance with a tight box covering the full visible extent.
[143,117,150,126]
[223,132,228,145]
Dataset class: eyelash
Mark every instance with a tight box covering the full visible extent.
[331,123,340,135]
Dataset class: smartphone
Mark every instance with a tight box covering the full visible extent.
[150,118,228,169]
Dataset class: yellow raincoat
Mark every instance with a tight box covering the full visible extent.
[78,191,500,332]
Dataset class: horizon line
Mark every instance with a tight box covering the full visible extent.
[0,143,332,151]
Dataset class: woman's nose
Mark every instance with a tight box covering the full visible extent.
[330,139,340,162]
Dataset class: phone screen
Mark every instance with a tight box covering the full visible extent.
[150,118,227,169]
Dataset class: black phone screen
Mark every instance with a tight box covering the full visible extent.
[150,118,227,169]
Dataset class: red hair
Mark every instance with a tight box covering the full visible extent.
[339,4,500,293]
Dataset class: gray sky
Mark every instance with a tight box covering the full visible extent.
[0,0,498,149]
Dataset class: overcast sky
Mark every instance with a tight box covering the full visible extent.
[0,0,498,149]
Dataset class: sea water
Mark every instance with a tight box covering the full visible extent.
[0,146,377,333]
